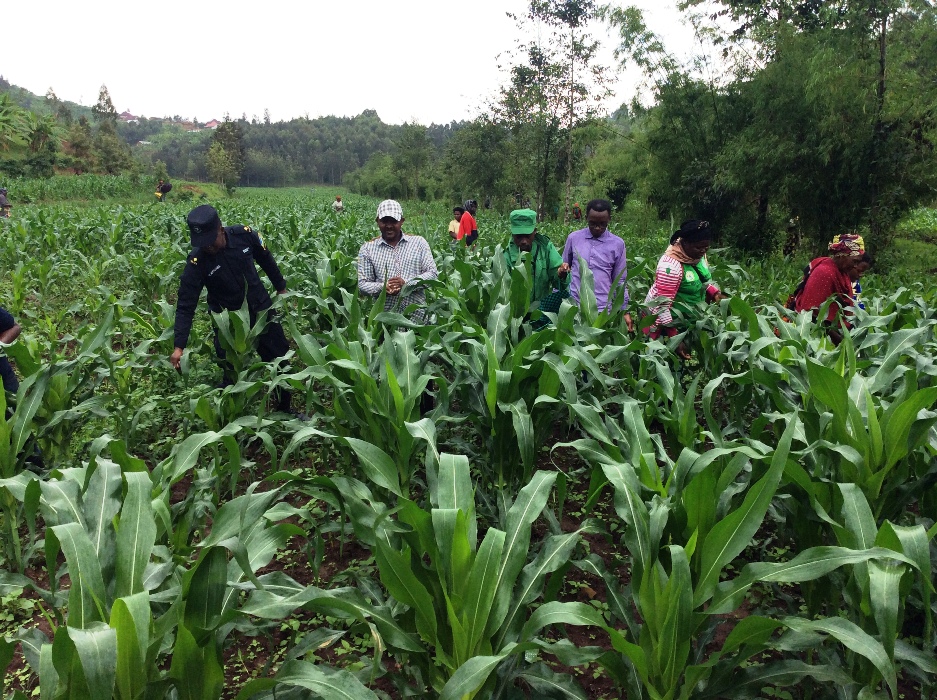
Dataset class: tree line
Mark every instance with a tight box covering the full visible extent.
[2,0,936,256]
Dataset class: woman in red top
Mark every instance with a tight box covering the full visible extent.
[793,233,866,344]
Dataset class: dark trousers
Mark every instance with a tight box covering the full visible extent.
[212,316,291,411]
[0,357,18,395]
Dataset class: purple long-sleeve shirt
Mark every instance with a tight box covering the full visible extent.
[561,227,629,310]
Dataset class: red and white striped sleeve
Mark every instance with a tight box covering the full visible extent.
[645,254,684,327]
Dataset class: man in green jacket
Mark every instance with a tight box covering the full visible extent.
[503,208,569,312]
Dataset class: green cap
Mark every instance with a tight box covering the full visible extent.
[510,208,537,235]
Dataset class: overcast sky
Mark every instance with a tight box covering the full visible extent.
[2,1,697,125]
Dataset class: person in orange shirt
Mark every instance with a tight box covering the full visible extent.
[457,199,479,247]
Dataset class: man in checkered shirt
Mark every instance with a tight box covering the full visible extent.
[357,199,439,321]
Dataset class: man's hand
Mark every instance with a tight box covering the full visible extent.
[712,291,728,303]
[676,341,692,360]
[170,347,184,370]
[277,288,287,295]
[625,312,634,333]
[386,277,405,295]
[557,262,571,278]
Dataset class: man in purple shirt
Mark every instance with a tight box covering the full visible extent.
[560,198,633,330]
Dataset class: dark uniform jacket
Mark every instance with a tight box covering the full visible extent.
[173,225,286,349]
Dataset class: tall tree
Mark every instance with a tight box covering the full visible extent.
[529,0,610,222]
[394,122,434,199]
[211,116,245,185]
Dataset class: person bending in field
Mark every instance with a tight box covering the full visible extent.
[0,306,22,395]
[561,198,634,330]
[791,233,867,345]
[332,195,344,214]
[358,199,438,323]
[449,206,464,242]
[645,219,726,359]
[456,199,479,247]
[503,208,570,320]
[169,204,295,413]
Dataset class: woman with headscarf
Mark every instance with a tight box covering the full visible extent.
[645,219,725,359]
[791,233,866,344]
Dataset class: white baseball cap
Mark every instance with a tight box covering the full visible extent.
[376,200,404,221]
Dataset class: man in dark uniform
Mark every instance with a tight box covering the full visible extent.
[169,204,293,412]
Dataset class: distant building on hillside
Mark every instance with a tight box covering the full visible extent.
[204,119,220,129]
[119,110,139,123]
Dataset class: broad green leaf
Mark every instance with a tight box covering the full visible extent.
[709,546,915,614]
[375,540,438,646]
[241,659,379,700]
[487,470,556,637]
[82,458,121,586]
[695,418,795,606]
[345,438,402,497]
[439,644,517,700]
[51,522,106,628]
[67,624,118,700]
[868,559,902,659]
[462,528,506,654]
[110,594,149,700]
[184,546,228,635]
[114,471,157,599]
[522,601,605,638]
[782,616,896,697]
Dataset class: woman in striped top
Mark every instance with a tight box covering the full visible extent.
[645,220,725,359]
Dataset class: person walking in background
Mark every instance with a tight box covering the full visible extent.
[169,204,296,414]
[645,219,725,359]
[358,199,438,322]
[561,199,633,330]
[0,187,12,218]
[332,195,344,213]
[572,202,582,221]
[457,199,479,247]
[449,206,464,241]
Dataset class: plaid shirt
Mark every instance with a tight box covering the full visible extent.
[357,233,438,317]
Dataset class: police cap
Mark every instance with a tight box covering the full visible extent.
[187,205,222,248]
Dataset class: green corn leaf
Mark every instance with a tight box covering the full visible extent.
[498,398,535,477]
[461,527,506,654]
[81,458,121,587]
[238,659,379,700]
[522,601,605,639]
[838,483,877,550]
[168,623,224,700]
[64,624,118,700]
[782,616,896,697]
[709,546,915,614]
[438,643,518,700]
[110,593,149,700]
[51,522,106,628]
[497,530,582,647]
[345,438,402,497]
[114,471,157,599]
[375,539,438,646]
[487,470,556,637]
[695,418,794,607]
[868,559,903,659]
[183,546,228,636]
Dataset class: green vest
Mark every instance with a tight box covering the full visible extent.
[672,257,712,324]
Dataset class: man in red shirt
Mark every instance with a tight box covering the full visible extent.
[457,199,478,247]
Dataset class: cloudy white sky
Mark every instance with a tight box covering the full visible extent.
[2,1,697,125]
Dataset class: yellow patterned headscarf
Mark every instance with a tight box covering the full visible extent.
[828,233,865,258]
